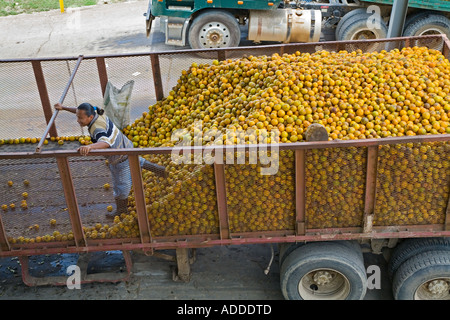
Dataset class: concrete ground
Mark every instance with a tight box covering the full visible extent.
[0,0,163,59]
[0,244,393,300]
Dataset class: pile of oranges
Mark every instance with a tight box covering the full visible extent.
[123,47,449,234]
[125,46,449,150]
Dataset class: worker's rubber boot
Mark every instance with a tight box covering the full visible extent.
[142,160,167,178]
[107,197,129,220]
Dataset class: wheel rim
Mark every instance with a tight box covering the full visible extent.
[298,268,351,300]
[348,29,384,52]
[414,277,450,300]
[198,21,231,48]
[415,28,444,50]
[351,29,378,41]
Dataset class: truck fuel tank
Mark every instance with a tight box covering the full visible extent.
[248,9,322,43]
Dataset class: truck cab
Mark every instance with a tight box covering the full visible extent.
[144,0,321,49]
[145,0,450,50]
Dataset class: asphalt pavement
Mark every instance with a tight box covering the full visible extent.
[0,0,175,60]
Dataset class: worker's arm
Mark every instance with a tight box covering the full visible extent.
[78,141,109,156]
[54,102,77,114]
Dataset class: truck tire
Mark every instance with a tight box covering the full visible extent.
[337,12,388,52]
[392,250,450,300]
[279,240,362,270]
[335,8,367,41]
[188,10,241,50]
[403,14,450,50]
[280,241,367,300]
[403,11,431,33]
[387,237,450,280]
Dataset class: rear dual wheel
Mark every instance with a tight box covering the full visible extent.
[335,12,388,52]
[280,241,367,300]
[389,238,450,300]
[403,13,450,50]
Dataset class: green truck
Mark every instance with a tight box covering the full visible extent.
[144,0,450,49]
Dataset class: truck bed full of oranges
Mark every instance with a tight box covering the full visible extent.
[125,46,449,235]
[2,46,450,244]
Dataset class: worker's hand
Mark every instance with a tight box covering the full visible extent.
[54,102,63,111]
[78,145,91,156]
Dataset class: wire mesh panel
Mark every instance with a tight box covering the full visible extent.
[103,55,156,122]
[0,62,48,140]
[138,152,220,237]
[374,141,450,226]
[305,146,367,229]
[0,157,74,246]
[68,154,136,242]
[40,59,102,138]
[158,52,216,99]
[39,59,82,137]
[225,149,296,233]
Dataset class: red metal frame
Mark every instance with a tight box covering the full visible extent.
[0,133,449,259]
[19,250,132,287]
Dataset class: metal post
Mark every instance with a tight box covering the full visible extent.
[214,161,230,239]
[385,0,410,51]
[32,60,58,138]
[363,146,379,233]
[387,0,409,38]
[150,54,164,101]
[295,149,305,235]
[96,57,108,97]
[0,213,11,251]
[445,188,450,231]
[56,156,86,247]
[128,154,152,243]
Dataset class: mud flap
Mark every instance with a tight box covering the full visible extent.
[145,1,154,38]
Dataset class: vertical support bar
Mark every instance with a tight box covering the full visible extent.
[295,149,306,235]
[218,50,226,62]
[0,213,11,251]
[31,60,58,138]
[386,0,409,38]
[150,54,164,101]
[128,155,152,244]
[445,188,450,231]
[404,37,411,48]
[214,162,230,240]
[363,146,379,233]
[56,157,86,247]
[300,123,328,234]
[96,57,109,97]
[442,35,450,59]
